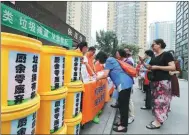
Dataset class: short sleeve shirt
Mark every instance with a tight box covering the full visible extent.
[104,57,133,91]
[149,52,174,81]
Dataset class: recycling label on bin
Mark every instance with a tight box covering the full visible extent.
[73,92,81,117]
[71,57,81,82]
[95,84,105,106]
[8,51,40,106]
[10,112,37,135]
[50,99,65,133]
[74,124,80,135]
[51,56,65,91]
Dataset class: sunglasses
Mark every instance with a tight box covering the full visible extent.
[151,43,157,48]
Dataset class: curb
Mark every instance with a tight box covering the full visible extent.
[103,108,117,134]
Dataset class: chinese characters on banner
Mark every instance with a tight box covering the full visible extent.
[11,112,37,135]
[31,55,39,99]
[51,56,65,91]
[1,4,73,48]
[72,92,82,117]
[74,124,81,135]
[8,51,40,106]
[71,57,81,82]
[95,84,105,107]
[62,57,65,87]
[50,99,65,133]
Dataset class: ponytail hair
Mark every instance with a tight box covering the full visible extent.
[153,39,166,49]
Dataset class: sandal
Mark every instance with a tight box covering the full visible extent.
[113,126,127,133]
[113,122,121,126]
[146,121,161,129]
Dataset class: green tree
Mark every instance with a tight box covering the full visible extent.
[95,30,118,56]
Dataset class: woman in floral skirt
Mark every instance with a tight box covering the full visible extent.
[140,39,175,129]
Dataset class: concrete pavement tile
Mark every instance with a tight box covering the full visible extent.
[80,100,117,134]
[112,80,188,134]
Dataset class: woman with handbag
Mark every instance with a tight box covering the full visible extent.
[96,51,133,133]
[139,39,175,129]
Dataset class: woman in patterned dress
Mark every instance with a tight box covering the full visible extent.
[140,39,175,129]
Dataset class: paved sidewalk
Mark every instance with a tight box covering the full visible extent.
[80,100,117,134]
[112,80,188,134]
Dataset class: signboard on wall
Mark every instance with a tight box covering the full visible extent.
[1,3,73,48]
[2,2,86,46]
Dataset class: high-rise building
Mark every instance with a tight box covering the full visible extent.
[66,2,92,46]
[90,37,96,47]
[107,2,115,31]
[175,2,189,71]
[149,21,176,51]
[107,2,147,56]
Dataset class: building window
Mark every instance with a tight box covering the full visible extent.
[184,1,188,7]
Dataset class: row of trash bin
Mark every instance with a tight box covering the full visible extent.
[1,32,83,134]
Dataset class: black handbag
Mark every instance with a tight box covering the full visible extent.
[147,52,165,81]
